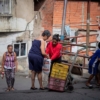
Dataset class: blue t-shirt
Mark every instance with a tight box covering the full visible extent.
[89,49,100,67]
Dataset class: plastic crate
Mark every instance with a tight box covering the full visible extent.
[49,77,66,87]
[52,68,67,75]
[51,74,67,80]
[51,63,69,80]
[48,77,66,92]
[52,63,69,70]
[49,85,64,92]
[51,71,67,77]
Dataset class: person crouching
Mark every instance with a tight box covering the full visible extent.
[46,34,62,78]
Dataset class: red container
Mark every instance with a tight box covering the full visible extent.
[49,85,64,92]
[48,77,66,92]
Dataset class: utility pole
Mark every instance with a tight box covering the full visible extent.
[61,0,68,41]
[86,0,91,55]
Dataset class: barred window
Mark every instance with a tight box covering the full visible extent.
[0,0,11,14]
[13,43,27,58]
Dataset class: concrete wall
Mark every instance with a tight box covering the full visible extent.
[0,0,34,74]
[0,0,34,32]
[32,11,44,38]
[39,0,55,33]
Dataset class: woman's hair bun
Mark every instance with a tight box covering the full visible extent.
[42,30,51,37]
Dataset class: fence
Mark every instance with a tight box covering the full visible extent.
[61,34,98,69]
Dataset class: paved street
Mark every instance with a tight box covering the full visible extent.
[0,74,100,100]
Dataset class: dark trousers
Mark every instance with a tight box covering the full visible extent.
[5,68,15,88]
[49,57,61,78]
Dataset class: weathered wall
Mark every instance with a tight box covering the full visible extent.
[0,0,34,74]
[0,0,34,32]
[39,0,55,33]
[0,32,23,55]
[32,11,44,38]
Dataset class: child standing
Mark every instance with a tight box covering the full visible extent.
[86,42,100,88]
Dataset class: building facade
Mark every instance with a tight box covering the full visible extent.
[38,0,100,54]
[0,0,35,73]
[38,0,100,33]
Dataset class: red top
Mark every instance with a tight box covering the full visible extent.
[46,42,62,60]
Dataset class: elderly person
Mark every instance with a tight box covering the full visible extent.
[1,45,18,91]
[28,30,51,90]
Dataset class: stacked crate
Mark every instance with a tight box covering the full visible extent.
[48,63,69,91]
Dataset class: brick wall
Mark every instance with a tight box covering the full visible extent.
[40,0,100,33]
[53,1,100,30]
[40,0,55,33]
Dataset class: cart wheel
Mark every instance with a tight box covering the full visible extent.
[68,85,74,91]
[48,89,52,91]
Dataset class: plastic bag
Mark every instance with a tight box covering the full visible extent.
[42,58,51,75]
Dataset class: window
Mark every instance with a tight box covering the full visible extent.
[0,0,11,15]
[13,42,27,58]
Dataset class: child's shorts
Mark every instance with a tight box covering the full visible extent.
[88,65,98,75]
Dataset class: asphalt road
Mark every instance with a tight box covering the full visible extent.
[0,88,100,100]
[0,75,100,100]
